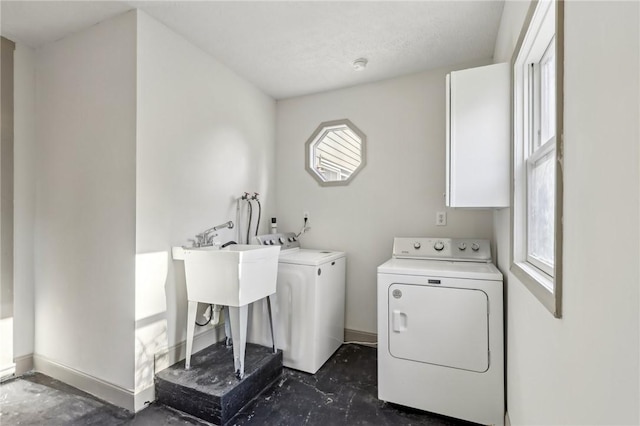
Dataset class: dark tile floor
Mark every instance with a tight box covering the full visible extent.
[0,345,475,426]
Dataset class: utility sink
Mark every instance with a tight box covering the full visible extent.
[174,245,280,306]
[173,244,281,379]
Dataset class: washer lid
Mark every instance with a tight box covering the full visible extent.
[279,248,345,266]
[378,258,502,281]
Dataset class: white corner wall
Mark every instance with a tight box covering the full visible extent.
[34,10,137,396]
[13,42,36,364]
[276,68,495,335]
[493,1,640,424]
[135,10,276,397]
[24,8,275,410]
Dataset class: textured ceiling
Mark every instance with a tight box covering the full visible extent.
[1,1,132,47]
[1,1,505,99]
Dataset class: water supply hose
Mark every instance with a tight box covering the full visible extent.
[246,199,252,244]
[195,304,213,326]
[195,304,223,327]
[252,193,262,237]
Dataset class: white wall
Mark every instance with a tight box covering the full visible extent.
[13,42,36,362]
[493,1,640,424]
[35,10,137,392]
[276,68,494,335]
[135,11,276,394]
[20,8,276,408]
[0,37,16,376]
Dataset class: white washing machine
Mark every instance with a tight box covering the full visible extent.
[377,237,504,426]
[248,232,346,374]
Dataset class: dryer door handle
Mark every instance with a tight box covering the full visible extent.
[392,310,408,332]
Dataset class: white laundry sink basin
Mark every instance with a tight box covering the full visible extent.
[176,244,280,307]
[174,243,281,377]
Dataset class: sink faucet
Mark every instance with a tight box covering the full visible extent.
[192,220,234,247]
[191,231,218,247]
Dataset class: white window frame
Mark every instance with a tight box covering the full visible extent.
[511,0,564,317]
[304,119,367,187]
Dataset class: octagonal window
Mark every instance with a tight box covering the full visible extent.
[305,119,366,186]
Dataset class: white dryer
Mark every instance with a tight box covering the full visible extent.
[250,233,346,374]
[377,237,504,426]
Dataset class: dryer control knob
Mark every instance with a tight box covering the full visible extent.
[269,240,275,245]
[414,242,421,250]
[434,241,445,251]
[278,237,285,244]
[471,243,480,252]
[458,243,467,251]
[288,237,294,242]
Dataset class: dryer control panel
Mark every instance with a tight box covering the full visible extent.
[254,232,300,250]
[392,237,491,262]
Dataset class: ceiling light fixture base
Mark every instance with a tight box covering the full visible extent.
[353,58,368,71]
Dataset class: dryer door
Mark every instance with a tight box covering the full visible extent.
[388,283,489,372]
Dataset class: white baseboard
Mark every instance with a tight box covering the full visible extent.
[30,325,225,413]
[1,354,35,383]
[344,328,377,345]
[33,354,136,412]
[0,362,16,382]
[14,354,33,375]
[133,383,156,413]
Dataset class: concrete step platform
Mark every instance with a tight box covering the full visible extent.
[155,342,282,425]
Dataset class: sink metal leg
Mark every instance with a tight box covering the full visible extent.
[266,295,277,354]
[228,305,248,379]
[223,306,232,346]
[185,300,198,369]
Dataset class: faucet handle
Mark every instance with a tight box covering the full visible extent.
[205,233,218,245]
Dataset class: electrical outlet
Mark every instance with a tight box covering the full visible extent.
[436,211,447,226]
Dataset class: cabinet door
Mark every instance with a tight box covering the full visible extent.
[447,63,509,208]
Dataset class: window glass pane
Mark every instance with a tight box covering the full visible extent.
[540,37,556,144]
[305,119,366,186]
[528,63,540,152]
[312,126,362,182]
[528,150,555,268]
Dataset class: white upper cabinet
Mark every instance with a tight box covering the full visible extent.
[446,63,510,208]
